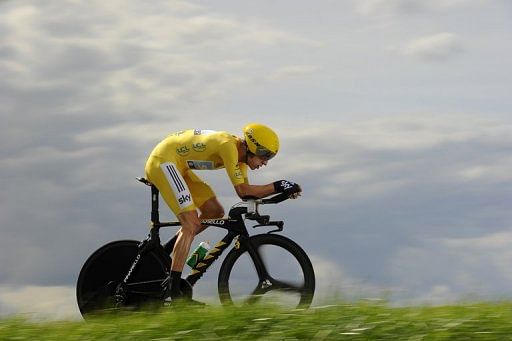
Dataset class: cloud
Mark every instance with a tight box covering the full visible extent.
[273,115,512,304]
[442,232,512,283]
[2,113,512,313]
[398,285,459,306]
[355,0,478,15]
[0,0,319,292]
[0,0,314,136]
[403,32,464,61]
[0,286,81,320]
[310,255,388,303]
[267,65,321,81]
[388,231,512,304]
[277,115,512,205]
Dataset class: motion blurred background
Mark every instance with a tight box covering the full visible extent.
[1,0,511,319]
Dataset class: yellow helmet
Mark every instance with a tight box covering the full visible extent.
[243,123,279,160]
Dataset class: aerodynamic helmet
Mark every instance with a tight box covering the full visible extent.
[243,123,279,160]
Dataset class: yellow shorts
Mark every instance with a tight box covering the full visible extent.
[144,156,216,216]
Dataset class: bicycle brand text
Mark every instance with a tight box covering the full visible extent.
[201,219,225,225]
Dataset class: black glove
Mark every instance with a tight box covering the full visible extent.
[273,180,302,196]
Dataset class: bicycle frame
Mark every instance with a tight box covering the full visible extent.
[120,179,286,294]
[75,176,316,315]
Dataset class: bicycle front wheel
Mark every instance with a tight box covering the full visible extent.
[218,234,315,309]
[76,240,169,317]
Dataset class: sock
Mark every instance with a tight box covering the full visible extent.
[169,270,182,298]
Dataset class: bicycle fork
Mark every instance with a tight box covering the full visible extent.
[243,239,274,296]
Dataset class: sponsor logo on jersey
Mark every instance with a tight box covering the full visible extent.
[233,164,243,178]
[194,129,217,135]
[160,162,193,210]
[192,142,206,152]
[178,193,192,205]
[176,145,190,156]
[187,160,214,170]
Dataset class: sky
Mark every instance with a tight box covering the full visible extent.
[1,0,511,319]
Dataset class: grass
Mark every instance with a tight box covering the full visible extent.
[2,301,512,340]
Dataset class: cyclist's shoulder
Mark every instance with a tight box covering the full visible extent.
[183,129,233,139]
[164,129,237,148]
[194,130,238,145]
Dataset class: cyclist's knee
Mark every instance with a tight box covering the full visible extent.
[178,211,203,235]
[204,206,224,219]
[200,197,224,218]
[181,223,202,237]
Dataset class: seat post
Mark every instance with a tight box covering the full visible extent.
[151,184,160,225]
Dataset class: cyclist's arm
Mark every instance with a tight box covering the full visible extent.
[235,182,276,199]
[218,142,279,199]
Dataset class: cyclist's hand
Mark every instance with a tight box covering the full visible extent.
[289,191,301,199]
[273,180,302,199]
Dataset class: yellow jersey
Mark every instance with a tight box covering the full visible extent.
[148,129,248,186]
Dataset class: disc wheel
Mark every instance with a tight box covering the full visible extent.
[218,234,315,309]
[76,240,169,317]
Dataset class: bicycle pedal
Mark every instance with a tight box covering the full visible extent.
[115,294,126,307]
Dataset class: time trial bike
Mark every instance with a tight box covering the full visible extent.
[76,177,315,316]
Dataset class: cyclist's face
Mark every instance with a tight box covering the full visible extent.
[247,154,268,170]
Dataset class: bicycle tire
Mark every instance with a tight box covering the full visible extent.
[76,240,169,316]
[218,234,315,309]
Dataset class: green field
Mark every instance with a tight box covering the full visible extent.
[2,301,512,340]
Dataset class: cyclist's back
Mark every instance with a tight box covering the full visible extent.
[147,129,247,186]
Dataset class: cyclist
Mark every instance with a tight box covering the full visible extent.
[144,123,302,303]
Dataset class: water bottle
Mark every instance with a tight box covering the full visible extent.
[186,241,210,268]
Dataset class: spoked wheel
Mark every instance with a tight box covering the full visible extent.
[76,240,169,317]
[218,234,315,309]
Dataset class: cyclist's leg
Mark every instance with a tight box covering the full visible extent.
[146,158,206,300]
[185,170,224,235]
[173,211,201,271]
[157,170,224,256]
[199,197,223,219]
[145,158,202,272]
[145,157,196,216]
[171,170,223,266]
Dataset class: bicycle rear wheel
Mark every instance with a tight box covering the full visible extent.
[218,234,315,309]
[76,240,169,316]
